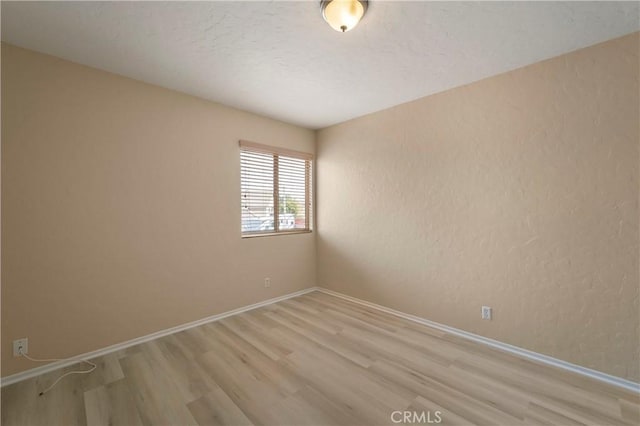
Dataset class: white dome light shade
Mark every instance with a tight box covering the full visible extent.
[321,0,368,33]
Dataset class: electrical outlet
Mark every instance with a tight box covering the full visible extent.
[13,338,28,357]
[264,277,271,288]
[481,306,492,320]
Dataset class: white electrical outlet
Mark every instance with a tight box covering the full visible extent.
[481,306,492,320]
[13,338,28,357]
[264,277,271,288]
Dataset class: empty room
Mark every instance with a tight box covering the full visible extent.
[1,1,639,425]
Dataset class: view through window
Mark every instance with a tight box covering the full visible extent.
[240,141,312,235]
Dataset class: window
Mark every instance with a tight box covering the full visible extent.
[240,140,313,236]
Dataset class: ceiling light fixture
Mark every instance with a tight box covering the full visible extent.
[320,0,368,33]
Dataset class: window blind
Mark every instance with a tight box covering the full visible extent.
[240,141,312,235]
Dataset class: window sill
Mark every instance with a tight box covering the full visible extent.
[242,230,312,239]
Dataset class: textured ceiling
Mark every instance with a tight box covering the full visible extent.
[2,1,639,129]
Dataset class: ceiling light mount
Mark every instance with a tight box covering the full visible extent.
[320,0,368,33]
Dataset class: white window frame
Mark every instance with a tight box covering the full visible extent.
[240,140,313,237]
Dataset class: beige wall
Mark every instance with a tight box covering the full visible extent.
[317,33,639,381]
[1,44,315,377]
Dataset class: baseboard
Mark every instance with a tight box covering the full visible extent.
[5,285,638,393]
[1,286,319,387]
[315,287,640,394]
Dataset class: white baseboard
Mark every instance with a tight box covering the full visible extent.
[315,287,640,394]
[1,287,319,387]
[4,285,638,394]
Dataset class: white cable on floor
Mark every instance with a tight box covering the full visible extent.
[19,349,97,396]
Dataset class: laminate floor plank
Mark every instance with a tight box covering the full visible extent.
[2,291,636,425]
[369,359,525,425]
[83,379,143,426]
[407,395,476,426]
[139,339,216,404]
[219,316,291,361]
[289,385,365,426]
[195,350,284,426]
[452,352,625,420]
[210,322,307,396]
[265,307,375,368]
[119,352,197,425]
[619,398,640,423]
[186,387,254,426]
[13,366,88,426]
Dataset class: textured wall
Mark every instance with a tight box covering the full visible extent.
[317,33,639,381]
[1,44,315,377]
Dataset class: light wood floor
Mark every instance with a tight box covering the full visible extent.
[2,291,638,425]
